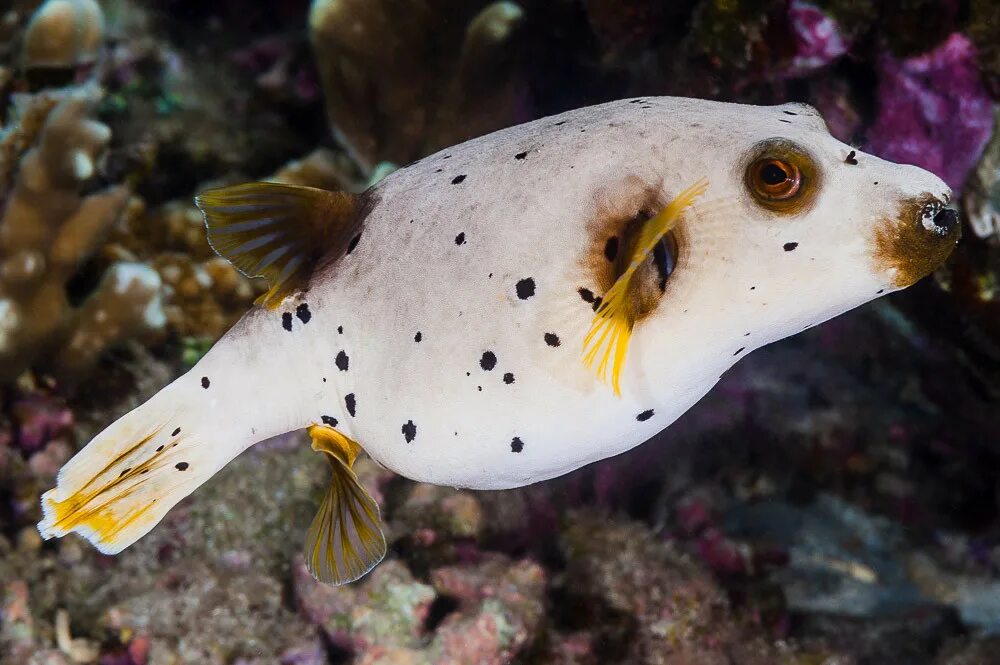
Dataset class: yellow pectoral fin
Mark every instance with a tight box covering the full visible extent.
[582,177,709,395]
[305,425,386,586]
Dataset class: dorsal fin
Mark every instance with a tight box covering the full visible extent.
[195,182,358,309]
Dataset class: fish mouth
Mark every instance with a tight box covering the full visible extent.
[872,193,961,288]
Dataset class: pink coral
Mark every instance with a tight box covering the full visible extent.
[785,0,848,77]
[866,33,993,191]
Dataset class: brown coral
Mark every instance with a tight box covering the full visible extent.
[309,0,526,174]
[0,87,165,383]
[22,0,105,71]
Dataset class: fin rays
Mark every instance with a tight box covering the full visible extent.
[305,425,387,586]
[583,177,710,395]
[195,182,358,309]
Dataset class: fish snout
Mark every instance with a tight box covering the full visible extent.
[873,192,961,288]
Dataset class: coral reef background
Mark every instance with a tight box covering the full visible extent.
[1,0,999,663]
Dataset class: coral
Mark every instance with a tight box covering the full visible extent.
[784,0,848,78]
[865,33,994,191]
[22,0,104,71]
[309,0,527,174]
[0,86,165,383]
[963,108,1000,240]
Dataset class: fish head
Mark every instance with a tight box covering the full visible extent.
[641,101,959,351]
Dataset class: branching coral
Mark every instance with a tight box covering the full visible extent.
[22,0,105,71]
[0,86,165,383]
[309,0,526,174]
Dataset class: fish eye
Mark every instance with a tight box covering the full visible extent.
[743,139,819,215]
[750,159,801,200]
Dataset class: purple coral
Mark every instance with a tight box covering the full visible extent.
[784,0,848,78]
[865,33,993,191]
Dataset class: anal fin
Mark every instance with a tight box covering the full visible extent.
[195,182,360,309]
[305,424,387,586]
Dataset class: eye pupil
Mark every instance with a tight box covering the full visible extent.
[761,163,787,185]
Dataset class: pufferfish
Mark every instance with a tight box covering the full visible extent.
[38,97,959,585]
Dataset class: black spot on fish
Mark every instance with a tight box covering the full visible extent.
[201,376,210,389]
[578,287,595,303]
[514,151,527,160]
[321,415,338,427]
[734,347,746,356]
[477,385,483,391]
[451,175,466,184]
[544,333,561,347]
[175,462,189,471]
[347,232,362,254]
[119,468,130,478]
[480,351,497,371]
[141,469,149,474]
[503,372,515,384]
[415,331,422,342]
[282,312,293,331]
[156,445,164,452]
[515,278,536,300]
[744,332,751,337]
[783,110,797,116]
[750,286,756,291]
[845,150,859,165]
[636,409,654,422]
[402,420,416,443]
[783,242,799,252]
[554,120,567,126]
[455,232,466,245]
[435,168,443,173]
[337,326,343,334]
[296,303,311,324]
[604,236,619,262]
[877,289,885,294]
[172,427,181,436]
[345,393,356,417]
[322,377,327,382]
[511,437,524,453]
[779,118,792,124]
[336,351,349,371]
[443,154,452,159]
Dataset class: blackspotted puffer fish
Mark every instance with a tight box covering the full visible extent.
[38,97,960,585]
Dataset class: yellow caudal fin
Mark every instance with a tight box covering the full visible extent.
[305,425,387,586]
[195,182,360,309]
[37,383,245,554]
[583,177,710,395]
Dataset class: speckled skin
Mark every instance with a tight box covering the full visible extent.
[40,97,955,553]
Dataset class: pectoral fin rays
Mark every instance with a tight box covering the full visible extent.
[583,177,709,395]
[305,424,387,586]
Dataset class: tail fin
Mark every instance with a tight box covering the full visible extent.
[38,383,240,554]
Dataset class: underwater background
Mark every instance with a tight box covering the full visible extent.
[0,0,999,663]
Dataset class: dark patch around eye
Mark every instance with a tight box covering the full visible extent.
[515,278,536,300]
[345,393,356,417]
[515,152,527,160]
[784,242,799,251]
[336,351,350,371]
[544,333,561,347]
[175,462,189,471]
[511,437,524,453]
[321,415,338,427]
[282,312,293,331]
[578,287,595,303]
[636,409,654,422]
[296,303,311,324]
[480,351,497,371]
[452,175,467,184]
[455,232,466,245]
[402,420,416,443]
[604,236,619,262]
[201,376,210,389]
[347,232,362,254]
[503,372,515,384]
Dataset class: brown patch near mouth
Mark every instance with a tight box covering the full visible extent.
[873,194,960,287]
[580,176,683,322]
